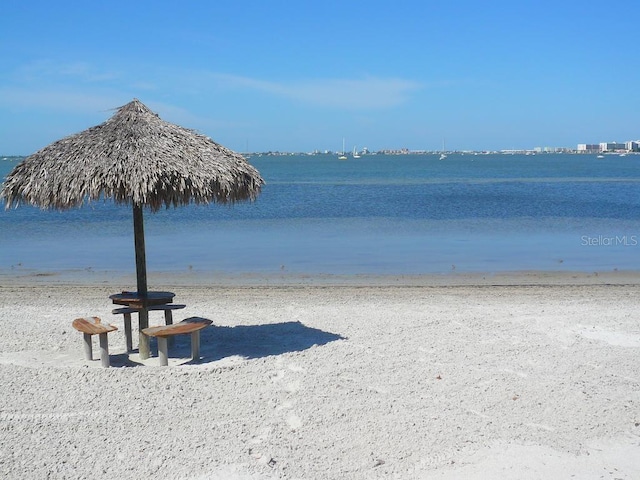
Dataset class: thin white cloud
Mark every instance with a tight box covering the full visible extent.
[15,60,120,84]
[148,101,252,132]
[56,62,120,83]
[209,73,422,109]
[5,59,423,112]
[0,88,121,113]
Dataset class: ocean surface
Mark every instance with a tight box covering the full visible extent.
[1,153,640,278]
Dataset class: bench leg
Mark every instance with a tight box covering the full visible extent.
[191,331,201,361]
[82,333,93,361]
[124,312,133,353]
[157,337,169,366]
[99,333,110,368]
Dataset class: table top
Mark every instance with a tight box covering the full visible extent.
[109,291,175,308]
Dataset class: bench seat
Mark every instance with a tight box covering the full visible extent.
[142,317,212,366]
[71,317,118,368]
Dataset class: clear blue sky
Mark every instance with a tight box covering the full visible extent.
[1,0,639,154]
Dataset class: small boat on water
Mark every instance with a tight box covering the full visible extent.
[352,147,361,159]
[338,138,347,160]
[597,155,604,159]
[439,139,447,160]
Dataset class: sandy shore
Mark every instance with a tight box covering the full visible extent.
[1,274,639,479]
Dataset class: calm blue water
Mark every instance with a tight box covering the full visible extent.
[1,153,640,276]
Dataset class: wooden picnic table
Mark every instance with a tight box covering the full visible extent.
[109,291,176,360]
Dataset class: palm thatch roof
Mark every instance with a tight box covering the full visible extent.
[1,99,264,211]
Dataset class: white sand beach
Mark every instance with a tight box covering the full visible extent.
[1,272,639,479]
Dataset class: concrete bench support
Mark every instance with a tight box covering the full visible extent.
[142,317,212,366]
[72,317,118,368]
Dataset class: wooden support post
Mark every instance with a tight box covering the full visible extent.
[133,203,149,360]
[124,312,133,352]
[132,204,148,296]
[99,333,110,368]
[83,333,93,360]
[157,337,169,367]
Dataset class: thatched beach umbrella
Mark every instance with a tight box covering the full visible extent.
[1,99,263,357]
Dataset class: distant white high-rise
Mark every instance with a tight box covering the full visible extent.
[600,142,626,152]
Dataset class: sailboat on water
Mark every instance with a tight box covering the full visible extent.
[338,138,347,160]
[439,139,447,160]
[352,147,361,159]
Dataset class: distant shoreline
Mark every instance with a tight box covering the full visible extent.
[4,151,640,160]
[1,268,638,288]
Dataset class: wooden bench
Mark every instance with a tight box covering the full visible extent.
[142,317,212,366]
[71,317,118,368]
[112,304,186,352]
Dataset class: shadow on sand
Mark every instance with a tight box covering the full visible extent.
[110,321,345,367]
[195,321,345,363]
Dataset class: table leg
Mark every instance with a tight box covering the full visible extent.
[124,312,133,353]
[138,308,150,360]
[164,310,175,347]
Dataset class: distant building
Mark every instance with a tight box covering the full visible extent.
[577,144,600,153]
[625,141,640,152]
[600,142,626,152]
